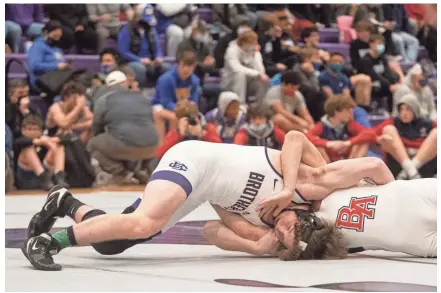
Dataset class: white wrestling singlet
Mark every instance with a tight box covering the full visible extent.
[315,178,437,257]
[149,141,302,231]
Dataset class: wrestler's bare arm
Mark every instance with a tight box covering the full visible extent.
[203,205,278,256]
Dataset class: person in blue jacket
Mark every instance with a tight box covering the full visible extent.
[27,20,69,90]
[118,4,168,88]
[151,48,200,143]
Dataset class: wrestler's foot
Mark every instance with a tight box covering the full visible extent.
[23,234,62,271]
[27,185,71,239]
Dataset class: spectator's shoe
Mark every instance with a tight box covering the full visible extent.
[27,185,71,239]
[409,173,422,180]
[396,170,408,180]
[54,171,69,189]
[22,234,62,271]
[134,170,151,185]
[38,171,55,191]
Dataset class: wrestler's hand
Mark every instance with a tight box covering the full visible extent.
[256,189,293,218]
[255,230,280,256]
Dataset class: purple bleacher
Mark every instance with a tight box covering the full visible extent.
[319,28,339,43]
[198,8,213,24]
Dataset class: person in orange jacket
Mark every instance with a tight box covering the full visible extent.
[305,94,376,163]
[372,94,437,179]
[156,100,222,158]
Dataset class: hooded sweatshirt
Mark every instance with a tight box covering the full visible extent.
[234,121,286,149]
[205,91,246,143]
[392,64,436,120]
[373,94,437,148]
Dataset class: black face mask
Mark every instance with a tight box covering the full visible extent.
[46,38,58,47]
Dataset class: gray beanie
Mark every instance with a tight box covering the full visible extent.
[397,93,421,119]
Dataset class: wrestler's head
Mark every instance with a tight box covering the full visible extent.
[274,210,347,261]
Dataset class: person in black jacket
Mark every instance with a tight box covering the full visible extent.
[350,20,372,72]
[357,34,401,111]
[14,114,68,190]
[44,4,98,53]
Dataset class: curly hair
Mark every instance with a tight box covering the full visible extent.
[277,219,348,261]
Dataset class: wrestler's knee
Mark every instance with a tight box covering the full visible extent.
[285,130,307,143]
[125,213,162,240]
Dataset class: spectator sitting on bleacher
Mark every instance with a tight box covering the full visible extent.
[214,16,251,70]
[46,81,93,144]
[89,70,158,185]
[257,12,295,77]
[87,4,134,53]
[211,4,258,36]
[356,34,402,111]
[14,114,68,190]
[27,20,68,90]
[319,51,373,109]
[292,48,326,121]
[156,100,221,158]
[382,4,420,63]
[155,4,198,58]
[99,48,122,76]
[45,4,99,54]
[266,71,314,133]
[306,94,375,163]
[205,91,246,143]
[373,94,437,179]
[392,63,436,120]
[221,30,269,105]
[350,20,372,72]
[151,48,200,144]
[177,20,222,111]
[118,4,167,89]
[6,4,45,52]
[301,26,330,68]
[6,79,40,140]
[234,103,285,149]
[306,95,375,163]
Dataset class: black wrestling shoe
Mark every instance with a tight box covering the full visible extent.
[23,233,62,271]
[27,185,71,239]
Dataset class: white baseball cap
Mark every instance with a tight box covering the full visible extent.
[106,71,127,86]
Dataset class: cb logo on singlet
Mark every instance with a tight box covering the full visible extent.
[169,161,188,171]
[335,195,377,232]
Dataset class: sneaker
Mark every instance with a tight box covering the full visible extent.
[23,233,62,271]
[53,171,69,189]
[27,185,71,239]
[38,171,55,191]
[396,170,408,180]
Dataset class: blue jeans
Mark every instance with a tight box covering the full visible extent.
[25,22,44,39]
[129,61,171,88]
[391,31,420,62]
[5,21,22,52]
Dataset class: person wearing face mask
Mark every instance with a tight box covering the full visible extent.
[357,34,401,111]
[234,104,286,150]
[221,30,270,105]
[266,71,314,133]
[372,94,437,179]
[98,48,122,77]
[205,91,246,143]
[118,4,166,89]
[177,21,222,112]
[319,52,351,100]
[392,63,436,120]
[27,20,68,90]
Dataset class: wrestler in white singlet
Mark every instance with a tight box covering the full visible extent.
[315,179,437,257]
[146,141,300,231]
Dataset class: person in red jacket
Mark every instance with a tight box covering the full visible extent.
[234,103,286,149]
[306,94,375,163]
[156,100,222,158]
[372,94,437,179]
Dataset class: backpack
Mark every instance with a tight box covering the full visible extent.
[62,135,95,188]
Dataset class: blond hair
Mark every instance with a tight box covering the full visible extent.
[237,30,258,46]
[324,94,356,117]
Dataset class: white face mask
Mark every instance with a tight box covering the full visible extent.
[250,123,266,132]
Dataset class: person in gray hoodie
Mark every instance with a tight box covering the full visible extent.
[89,71,158,185]
[205,91,246,143]
[392,63,436,120]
